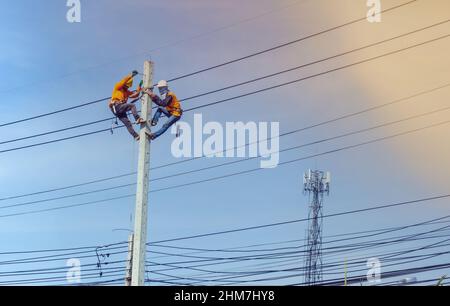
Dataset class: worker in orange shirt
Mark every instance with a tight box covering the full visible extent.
[109,71,146,141]
[145,80,183,140]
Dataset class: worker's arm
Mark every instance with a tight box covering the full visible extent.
[128,92,139,99]
[114,71,138,91]
[114,75,133,91]
[150,94,172,107]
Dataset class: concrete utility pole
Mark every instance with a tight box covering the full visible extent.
[131,61,153,286]
[302,169,330,286]
[125,234,134,286]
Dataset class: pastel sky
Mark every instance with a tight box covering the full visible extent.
[0,0,449,285]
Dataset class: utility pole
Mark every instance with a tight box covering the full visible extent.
[125,234,134,286]
[302,169,330,286]
[131,61,153,286]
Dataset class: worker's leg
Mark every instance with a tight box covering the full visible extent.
[151,107,171,126]
[118,115,139,139]
[152,115,181,139]
[151,108,162,126]
[121,103,140,121]
[112,104,139,139]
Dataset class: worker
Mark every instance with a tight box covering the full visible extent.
[145,80,183,140]
[109,70,145,141]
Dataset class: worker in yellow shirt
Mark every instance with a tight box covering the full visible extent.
[109,71,145,141]
[145,80,183,140]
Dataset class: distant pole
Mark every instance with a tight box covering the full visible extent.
[302,169,331,286]
[131,61,153,286]
[344,258,347,287]
[125,234,134,286]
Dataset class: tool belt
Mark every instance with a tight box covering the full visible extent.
[109,99,124,115]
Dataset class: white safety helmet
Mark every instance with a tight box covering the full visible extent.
[157,80,168,88]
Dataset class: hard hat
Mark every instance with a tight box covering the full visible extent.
[126,78,133,88]
[157,80,168,88]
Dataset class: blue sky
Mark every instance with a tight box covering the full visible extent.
[0,0,449,285]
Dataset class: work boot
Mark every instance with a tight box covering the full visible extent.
[143,130,154,140]
[136,118,145,124]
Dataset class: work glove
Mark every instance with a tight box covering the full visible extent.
[137,80,143,92]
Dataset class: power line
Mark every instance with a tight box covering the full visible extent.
[0,250,128,266]
[146,234,450,275]
[0,114,447,218]
[145,119,450,195]
[144,226,450,264]
[149,105,450,185]
[5,19,449,147]
[148,214,450,254]
[168,239,450,286]
[3,104,448,211]
[146,240,450,285]
[0,172,136,202]
[1,33,448,156]
[147,194,450,245]
[178,19,450,103]
[0,245,127,266]
[318,238,450,276]
[0,264,125,278]
[0,118,448,219]
[0,271,126,286]
[317,262,450,286]
[144,219,450,271]
[141,227,448,284]
[182,34,450,113]
[0,183,135,210]
[322,239,450,276]
[147,241,450,283]
[140,221,450,284]
[164,0,418,83]
[2,81,447,202]
[0,0,416,128]
[0,259,126,276]
[0,118,112,145]
[0,97,110,129]
[0,241,126,255]
[320,231,450,270]
[147,247,450,286]
[0,0,307,96]
[145,236,450,268]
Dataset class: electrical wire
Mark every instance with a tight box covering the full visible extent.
[2,32,448,155]
[3,104,449,211]
[2,81,447,202]
[0,0,417,128]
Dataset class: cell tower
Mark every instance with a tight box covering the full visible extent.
[302,169,331,286]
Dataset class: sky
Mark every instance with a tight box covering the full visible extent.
[0,0,449,286]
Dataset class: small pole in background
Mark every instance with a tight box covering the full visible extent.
[125,234,134,286]
[344,258,348,286]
